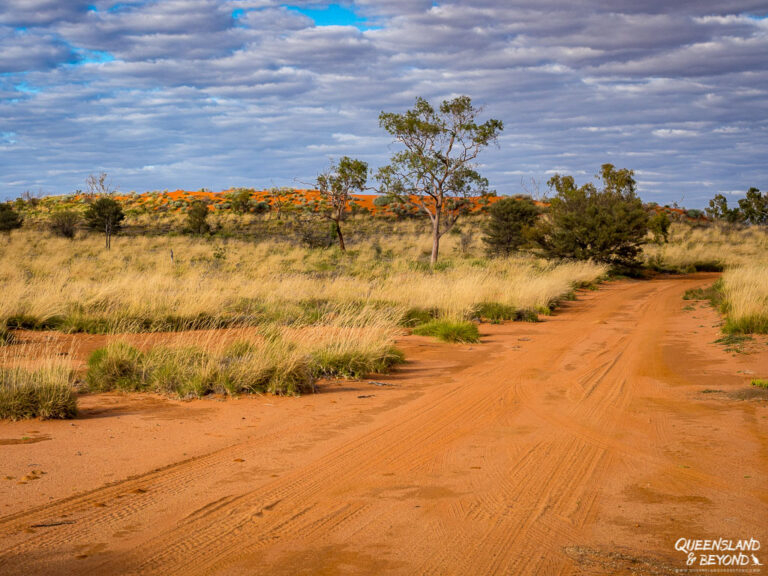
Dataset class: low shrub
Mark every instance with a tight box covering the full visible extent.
[690,260,724,273]
[0,367,77,420]
[49,210,81,239]
[412,320,480,343]
[516,308,539,322]
[752,379,768,389]
[725,315,768,335]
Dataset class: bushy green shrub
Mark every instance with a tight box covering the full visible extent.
[49,210,81,239]
[537,164,649,268]
[482,196,539,256]
[472,302,516,323]
[0,203,23,233]
[185,200,211,235]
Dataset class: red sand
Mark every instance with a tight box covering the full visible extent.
[1,274,766,575]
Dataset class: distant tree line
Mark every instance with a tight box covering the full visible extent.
[706,188,767,226]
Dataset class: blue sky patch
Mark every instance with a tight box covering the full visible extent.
[14,83,40,94]
[73,49,116,65]
[283,3,377,30]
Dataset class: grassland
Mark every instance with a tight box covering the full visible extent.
[0,217,607,418]
[2,206,766,420]
[0,222,606,333]
[648,224,768,334]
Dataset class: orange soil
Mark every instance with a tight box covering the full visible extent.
[108,188,501,215]
[1,274,766,575]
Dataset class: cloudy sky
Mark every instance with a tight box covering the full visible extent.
[1,1,766,206]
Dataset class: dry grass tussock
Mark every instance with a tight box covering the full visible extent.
[0,352,77,420]
[721,265,768,333]
[85,307,405,397]
[0,225,608,416]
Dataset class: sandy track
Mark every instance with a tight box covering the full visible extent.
[1,274,767,575]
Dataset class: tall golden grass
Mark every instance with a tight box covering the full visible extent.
[645,224,768,333]
[0,227,607,331]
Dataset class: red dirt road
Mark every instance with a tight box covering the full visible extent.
[1,275,767,575]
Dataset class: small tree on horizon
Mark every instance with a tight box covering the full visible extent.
[50,210,81,239]
[0,203,23,235]
[267,187,298,220]
[186,200,211,235]
[706,194,744,225]
[376,95,503,266]
[85,197,124,249]
[738,187,767,226]
[228,188,254,215]
[316,156,368,251]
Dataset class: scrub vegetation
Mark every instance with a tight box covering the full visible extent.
[1,137,765,418]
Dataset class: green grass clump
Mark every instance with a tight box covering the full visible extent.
[752,379,768,389]
[313,346,405,379]
[691,260,725,273]
[515,308,539,322]
[412,320,480,343]
[85,335,402,398]
[86,342,145,392]
[144,347,221,397]
[400,307,439,327]
[683,280,725,310]
[472,302,516,323]
[724,315,768,335]
[0,367,78,420]
[469,302,539,324]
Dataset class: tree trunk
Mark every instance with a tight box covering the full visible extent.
[334,220,346,251]
[430,209,441,266]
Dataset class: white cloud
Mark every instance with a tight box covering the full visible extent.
[0,0,766,206]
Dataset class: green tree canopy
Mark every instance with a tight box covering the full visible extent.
[706,194,744,224]
[84,197,124,249]
[316,156,368,251]
[738,187,767,225]
[537,164,649,268]
[482,196,539,256]
[376,95,503,265]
